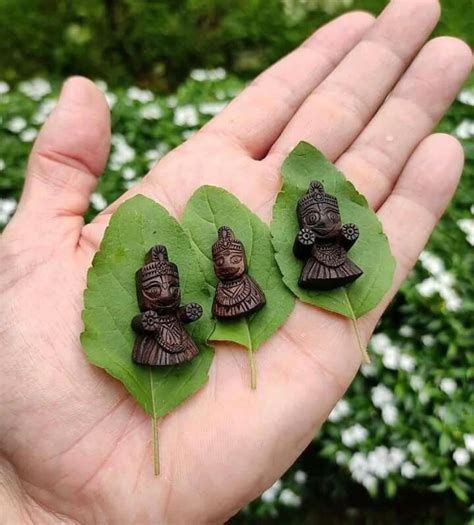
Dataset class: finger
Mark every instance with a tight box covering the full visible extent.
[18,77,110,230]
[267,0,441,163]
[201,11,374,159]
[361,133,465,335]
[336,37,473,208]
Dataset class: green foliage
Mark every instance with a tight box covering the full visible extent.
[81,195,214,417]
[272,142,395,318]
[183,185,295,351]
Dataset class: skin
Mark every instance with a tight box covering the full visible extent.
[0,1,472,523]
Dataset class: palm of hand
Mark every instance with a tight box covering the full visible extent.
[0,2,471,523]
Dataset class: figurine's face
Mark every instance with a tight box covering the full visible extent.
[214,249,246,281]
[301,202,341,238]
[140,273,181,311]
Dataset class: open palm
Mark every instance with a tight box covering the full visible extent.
[1,1,472,523]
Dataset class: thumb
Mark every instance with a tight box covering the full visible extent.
[15,77,111,240]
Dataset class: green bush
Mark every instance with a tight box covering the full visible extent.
[1,72,473,522]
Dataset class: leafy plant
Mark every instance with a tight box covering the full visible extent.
[182,185,295,388]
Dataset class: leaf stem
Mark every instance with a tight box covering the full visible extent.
[343,290,370,364]
[150,368,160,476]
[248,346,257,390]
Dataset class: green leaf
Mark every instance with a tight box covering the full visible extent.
[271,141,396,318]
[182,185,295,351]
[81,195,214,418]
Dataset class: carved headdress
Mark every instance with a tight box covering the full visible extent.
[297,180,339,221]
[212,226,244,258]
[138,245,179,280]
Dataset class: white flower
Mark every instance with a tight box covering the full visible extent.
[166,95,177,108]
[349,452,369,481]
[328,399,351,422]
[182,129,196,140]
[126,86,154,103]
[122,167,136,181]
[0,80,10,94]
[371,384,393,408]
[454,119,474,139]
[382,405,398,425]
[174,104,199,126]
[0,158,5,171]
[18,78,51,100]
[416,277,438,297]
[341,424,368,447]
[199,101,227,115]
[261,479,282,503]
[6,116,27,133]
[190,67,226,81]
[370,333,391,354]
[388,448,405,469]
[20,128,38,142]
[444,290,462,311]
[457,219,474,246]
[421,334,435,347]
[110,134,135,170]
[335,451,348,465]
[453,448,470,467]
[360,363,376,377]
[399,354,416,372]
[294,470,307,484]
[410,375,424,391]
[401,462,416,479]
[90,193,107,211]
[440,378,457,396]
[464,434,474,452]
[419,391,430,404]
[419,251,444,275]
[399,325,414,337]
[105,92,117,109]
[94,79,108,91]
[0,198,17,225]
[279,488,301,507]
[383,346,400,370]
[139,104,163,120]
[362,474,377,492]
[458,88,474,106]
[32,99,56,124]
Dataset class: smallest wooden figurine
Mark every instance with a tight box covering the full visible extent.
[294,180,363,290]
[131,245,202,366]
[211,226,266,319]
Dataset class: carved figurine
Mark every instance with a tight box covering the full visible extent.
[211,226,266,318]
[131,245,202,366]
[293,180,363,290]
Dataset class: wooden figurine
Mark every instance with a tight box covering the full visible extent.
[211,226,266,318]
[293,181,363,290]
[131,245,202,366]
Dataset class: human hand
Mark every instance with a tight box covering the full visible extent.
[1,1,472,523]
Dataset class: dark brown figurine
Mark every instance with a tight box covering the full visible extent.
[212,226,266,319]
[293,181,363,290]
[131,245,203,366]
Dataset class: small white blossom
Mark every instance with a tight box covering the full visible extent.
[464,434,474,452]
[0,197,17,225]
[341,424,368,447]
[401,462,417,479]
[370,333,391,355]
[139,104,163,120]
[294,470,307,484]
[328,399,351,422]
[190,67,226,81]
[335,451,348,465]
[440,378,457,396]
[453,448,470,467]
[419,391,430,404]
[182,129,196,140]
[383,346,400,370]
[166,95,177,108]
[399,325,414,337]
[419,251,444,275]
[279,488,301,507]
[261,479,282,503]
[6,116,27,133]
[94,79,108,91]
[382,405,398,425]
[105,92,117,109]
[409,375,424,391]
[110,134,135,170]
[454,119,474,139]
[174,104,199,126]
[90,193,107,211]
[416,277,438,297]
[399,354,416,372]
[371,384,393,408]
[18,78,51,100]
[0,158,5,171]
[361,474,377,492]
[122,167,136,181]
[199,101,227,115]
[458,88,474,106]
[32,98,56,124]
[421,334,435,347]
[0,80,10,94]
[360,363,376,377]
[457,218,474,246]
[126,86,154,103]
[20,128,38,142]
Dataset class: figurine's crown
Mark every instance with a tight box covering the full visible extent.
[139,245,179,279]
[212,226,244,258]
[297,180,338,213]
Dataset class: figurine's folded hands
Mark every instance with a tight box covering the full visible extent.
[0,1,472,523]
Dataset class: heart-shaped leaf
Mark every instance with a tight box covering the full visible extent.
[81,195,214,421]
[182,186,295,386]
[271,142,395,319]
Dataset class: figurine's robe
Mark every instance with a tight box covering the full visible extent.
[212,274,265,318]
[133,313,198,366]
[299,239,362,290]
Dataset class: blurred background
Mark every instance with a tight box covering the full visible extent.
[0,1,473,523]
